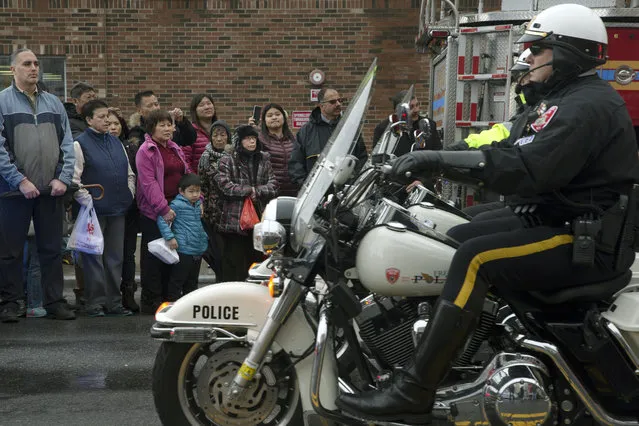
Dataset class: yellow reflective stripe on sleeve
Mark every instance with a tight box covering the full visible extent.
[465,123,510,148]
[454,234,574,308]
[306,154,320,160]
[519,93,527,105]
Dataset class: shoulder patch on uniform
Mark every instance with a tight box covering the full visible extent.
[514,135,535,146]
[531,106,558,133]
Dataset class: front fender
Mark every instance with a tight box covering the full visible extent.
[155,282,274,330]
[153,281,315,355]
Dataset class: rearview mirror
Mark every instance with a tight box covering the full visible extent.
[332,155,358,187]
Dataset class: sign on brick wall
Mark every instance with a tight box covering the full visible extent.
[291,111,312,129]
[310,89,320,102]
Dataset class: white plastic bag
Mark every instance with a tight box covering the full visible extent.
[148,238,180,264]
[67,199,104,255]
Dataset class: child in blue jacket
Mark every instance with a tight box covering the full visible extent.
[157,174,208,300]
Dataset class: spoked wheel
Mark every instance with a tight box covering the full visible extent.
[153,340,302,425]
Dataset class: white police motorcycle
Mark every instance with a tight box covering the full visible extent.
[151,61,639,426]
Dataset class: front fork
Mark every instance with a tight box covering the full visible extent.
[310,304,366,425]
[226,278,304,400]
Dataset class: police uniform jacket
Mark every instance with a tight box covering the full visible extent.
[475,74,639,220]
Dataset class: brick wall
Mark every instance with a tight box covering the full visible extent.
[1,0,431,143]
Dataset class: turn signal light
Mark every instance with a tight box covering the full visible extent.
[268,274,281,298]
[156,301,173,315]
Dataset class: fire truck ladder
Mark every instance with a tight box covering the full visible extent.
[455,24,516,135]
[447,24,518,207]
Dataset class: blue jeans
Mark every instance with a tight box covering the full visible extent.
[23,237,43,309]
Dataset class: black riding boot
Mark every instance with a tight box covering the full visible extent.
[335,299,478,424]
[121,281,139,313]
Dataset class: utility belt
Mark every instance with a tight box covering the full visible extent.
[511,185,639,269]
[570,185,639,269]
[509,204,568,228]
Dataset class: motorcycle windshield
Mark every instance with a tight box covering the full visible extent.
[290,59,377,252]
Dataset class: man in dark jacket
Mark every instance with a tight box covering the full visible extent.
[289,88,368,185]
[63,82,97,138]
[127,90,196,148]
[372,90,442,156]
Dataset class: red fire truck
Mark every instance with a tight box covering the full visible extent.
[416,0,639,207]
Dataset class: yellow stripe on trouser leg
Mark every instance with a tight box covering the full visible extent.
[454,234,574,308]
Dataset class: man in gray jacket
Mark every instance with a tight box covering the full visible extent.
[0,48,76,322]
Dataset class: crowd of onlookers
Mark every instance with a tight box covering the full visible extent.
[0,48,440,323]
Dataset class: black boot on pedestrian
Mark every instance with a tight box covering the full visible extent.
[0,302,20,323]
[47,303,76,320]
[335,299,478,424]
[121,281,139,313]
[17,300,26,318]
[72,288,86,309]
[140,293,162,315]
[140,303,161,315]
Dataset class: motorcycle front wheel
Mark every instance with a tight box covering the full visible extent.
[152,340,303,426]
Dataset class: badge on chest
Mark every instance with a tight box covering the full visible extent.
[530,105,558,133]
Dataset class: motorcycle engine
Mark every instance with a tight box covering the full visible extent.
[355,295,419,368]
[435,352,556,426]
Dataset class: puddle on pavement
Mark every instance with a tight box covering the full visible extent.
[0,367,151,395]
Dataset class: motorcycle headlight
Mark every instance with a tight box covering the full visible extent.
[253,220,287,254]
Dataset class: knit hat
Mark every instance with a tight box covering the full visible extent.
[235,125,259,145]
[211,120,231,139]
[235,124,261,157]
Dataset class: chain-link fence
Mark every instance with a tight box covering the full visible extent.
[455,0,503,13]
[424,0,504,20]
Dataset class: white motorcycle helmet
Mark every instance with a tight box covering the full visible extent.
[517,3,608,70]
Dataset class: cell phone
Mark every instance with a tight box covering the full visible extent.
[252,105,262,122]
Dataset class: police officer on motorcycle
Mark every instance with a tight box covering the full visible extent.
[336,4,639,424]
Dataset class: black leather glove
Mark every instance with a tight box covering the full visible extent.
[391,150,487,182]
[391,151,443,181]
[445,141,470,151]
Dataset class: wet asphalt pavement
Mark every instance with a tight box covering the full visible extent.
[0,238,218,425]
[0,311,161,426]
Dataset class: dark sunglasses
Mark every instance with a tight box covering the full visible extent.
[529,44,551,56]
[322,97,347,105]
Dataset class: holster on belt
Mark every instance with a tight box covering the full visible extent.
[598,184,639,271]
[615,184,639,270]
[572,213,601,267]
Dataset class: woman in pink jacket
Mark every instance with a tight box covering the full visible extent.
[136,110,191,314]
[181,94,218,173]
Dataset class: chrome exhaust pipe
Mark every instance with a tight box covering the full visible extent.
[518,336,639,426]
